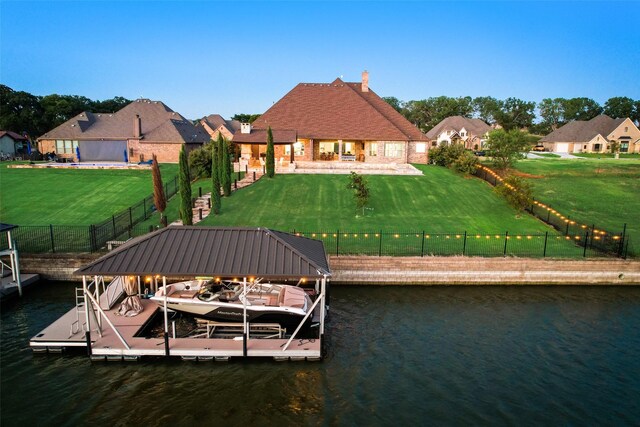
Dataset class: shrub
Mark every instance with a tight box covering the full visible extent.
[188,141,213,179]
[494,175,534,211]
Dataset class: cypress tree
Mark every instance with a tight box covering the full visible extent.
[211,139,221,214]
[266,126,275,178]
[151,153,167,227]
[216,133,224,185]
[221,138,232,196]
[178,145,193,225]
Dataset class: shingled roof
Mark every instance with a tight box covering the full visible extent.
[202,114,241,133]
[38,99,209,144]
[540,115,626,143]
[0,131,28,141]
[425,116,492,139]
[248,78,427,141]
[74,226,331,279]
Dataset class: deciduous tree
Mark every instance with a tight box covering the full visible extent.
[538,98,566,131]
[562,97,602,121]
[485,129,530,171]
[603,97,635,119]
[494,98,536,131]
[473,96,501,125]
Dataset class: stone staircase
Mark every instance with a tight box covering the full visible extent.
[171,172,264,226]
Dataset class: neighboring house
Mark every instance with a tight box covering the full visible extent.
[38,99,209,163]
[0,131,28,155]
[232,71,429,165]
[196,114,241,141]
[425,116,492,150]
[540,115,640,154]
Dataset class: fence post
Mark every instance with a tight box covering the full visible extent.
[378,230,383,257]
[128,207,133,228]
[565,218,570,235]
[336,229,339,257]
[462,231,467,256]
[234,179,237,189]
[112,215,116,239]
[143,198,147,219]
[543,231,548,257]
[618,223,627,258]
[49,224,56,253]
[420,231,425,257]
[503,231,509,256]
[583,231,589,257]
[546,210,551,223]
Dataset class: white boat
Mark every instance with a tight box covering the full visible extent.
[150,279,315,332]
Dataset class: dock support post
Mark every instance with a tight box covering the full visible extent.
[243,277,248,357]
[163,276,170,357]
[83,276,92,356]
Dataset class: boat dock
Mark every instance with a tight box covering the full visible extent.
[30,299,322,360]
[0,273,40,300]
[30,227,330,361]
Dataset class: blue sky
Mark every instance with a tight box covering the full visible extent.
[2,1,639,120]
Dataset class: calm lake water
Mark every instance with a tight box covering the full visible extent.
[2,282,640,426]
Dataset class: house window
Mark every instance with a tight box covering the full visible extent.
[369,143,378,156]
[625,127,629,132]
[621,142,629,153]
[56,140,78,154]
[384,143,403,158]
[416,143,426,153]
[285,141,305,156]
[460,131,466,137]
[343,142,354,155]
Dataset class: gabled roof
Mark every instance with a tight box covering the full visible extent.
[74,226,331,278]
[426,116,492,139]
[38,99,209,144]
[540,115,627,143]
[0,131,28,141]
[249,78,427,141]
[202,114,241,133]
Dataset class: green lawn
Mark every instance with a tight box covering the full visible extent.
[186,165,549,233]
[572,153,639,159]
[514,158,640,255]
[533,153,561,158]
[0,162,178,225]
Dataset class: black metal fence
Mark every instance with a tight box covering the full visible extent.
[87,175,178,251]
[0,176,178,254]
[291,229,620,258]
[472,166,630,258]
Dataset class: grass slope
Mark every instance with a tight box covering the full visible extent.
[0,162,178,225]
[195,165,549,233]
[514,158,640,253]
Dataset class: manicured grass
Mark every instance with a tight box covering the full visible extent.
[0,162,178,225]
[514,158,640,255]
[533,153,561,158]
[190,165,549,233]
[572,153,639,159]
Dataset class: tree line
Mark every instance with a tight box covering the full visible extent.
[0,84,131,139]
[382,95,640,134]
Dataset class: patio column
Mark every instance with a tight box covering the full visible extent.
[309,139,314,161]
[290,145,294,163]
[338,139,343,160]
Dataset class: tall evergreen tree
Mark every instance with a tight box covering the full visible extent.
[151,154,167,227]
[216,133,224,185]
[221,138,232,196]
[211,139,221,214]
[266,126,275,178]
[178,145,193,225]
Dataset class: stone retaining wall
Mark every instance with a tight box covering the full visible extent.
[17,253,640,285]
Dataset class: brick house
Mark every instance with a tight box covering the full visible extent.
[37,99,209,163]
[539,115,640,154]
[196,114,241,141]
[232,72,429,166]
[425,116,492,150]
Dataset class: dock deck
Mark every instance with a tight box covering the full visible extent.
[30,299,321,361]
[0,273,40,300]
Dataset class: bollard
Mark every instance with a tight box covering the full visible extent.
[253,171,256,181]
[207,198,211,209]
[199,187,202,197]
[245,165,248,173]
[234,179,237,189]
[199,208,202,220]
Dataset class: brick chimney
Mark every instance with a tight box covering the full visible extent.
[361,70,369,92]
[134,114,141,138]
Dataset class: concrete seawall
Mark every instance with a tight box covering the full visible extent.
[18,253,640,285]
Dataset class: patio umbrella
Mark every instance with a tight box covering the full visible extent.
[117,277,143,317]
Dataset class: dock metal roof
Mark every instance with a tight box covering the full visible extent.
[75,226,331,278]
